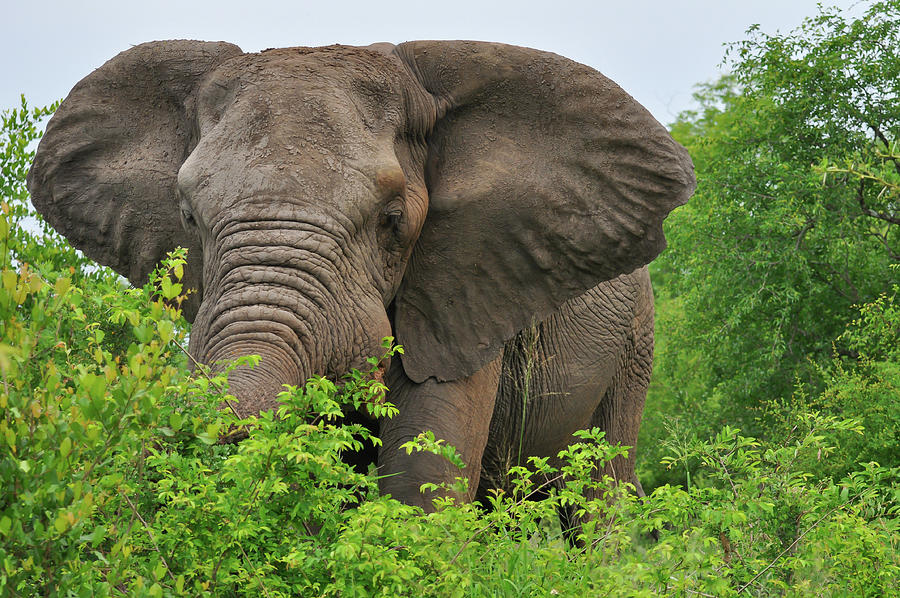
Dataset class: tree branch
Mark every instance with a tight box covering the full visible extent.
[121,491,177,584]
[866,229,900,261]
[856,177,900,225]
[869,123,900,176]
[738,505,839,594]
[172,339,234,408]
[793,219,816,251]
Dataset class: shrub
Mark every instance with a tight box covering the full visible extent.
[2,98,897,597]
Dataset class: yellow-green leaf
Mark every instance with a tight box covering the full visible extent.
[0,516,11,536]
[54,276,71,297]
[1,270,16,292]
[59,436,72,458]
[54,512,69,533]
[157,320,175,344]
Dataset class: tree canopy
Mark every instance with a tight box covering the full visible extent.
[641,0,899,485]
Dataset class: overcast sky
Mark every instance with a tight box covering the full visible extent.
[4,0,862,126]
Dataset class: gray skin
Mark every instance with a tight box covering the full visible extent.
[28,40,695,513]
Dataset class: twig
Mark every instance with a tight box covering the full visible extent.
[869,123,900,177]
[716,455,739,499]
[120,491,177,584]
[793,219,816,251]
[446,471,568,567]
[237,543,273,598]
[171,337,242,420]
[856,176,900,225]
[211,447,276,591]
[866,230,899,261]
[737,505,839,593]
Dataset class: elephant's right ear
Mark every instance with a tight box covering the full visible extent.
[27,40,243,320]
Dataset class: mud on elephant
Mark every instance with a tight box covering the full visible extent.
[28,40,695,514]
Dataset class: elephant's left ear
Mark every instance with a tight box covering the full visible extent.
[392,41,696,383]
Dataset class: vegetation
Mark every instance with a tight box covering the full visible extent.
[642,0,900,488]
[1,2,899,595]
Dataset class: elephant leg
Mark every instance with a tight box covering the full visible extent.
[593,319,653,492]
[378,356,503,510]
[558,315,654,540]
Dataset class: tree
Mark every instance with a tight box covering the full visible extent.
[641,0,900,486]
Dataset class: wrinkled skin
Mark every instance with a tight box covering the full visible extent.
[28,40,695,514]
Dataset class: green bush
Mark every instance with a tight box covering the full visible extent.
[641,0,900,492]
[2,91,898,596]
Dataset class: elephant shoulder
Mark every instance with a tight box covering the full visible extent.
[503,271,649,364]
[565,268,652,326]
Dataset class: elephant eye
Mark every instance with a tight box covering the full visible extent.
[181,205,196,228]
[382,206,404,231]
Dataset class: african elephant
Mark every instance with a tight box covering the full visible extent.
[27,40,695,511]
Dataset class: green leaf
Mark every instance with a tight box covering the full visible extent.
[169,411,183,431]
[157,319,174,344]
[133,324,153,344]
[54,512,69,533]
[53,276,71,297]
[160,275,182,300]
[59,436,72,458]
[90,525,107,547]
[80,372,106,402]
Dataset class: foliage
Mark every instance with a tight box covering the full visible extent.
[3,40,899,595]
[1,96,93,279]
[785,278,900,478]
[642,1,900,487]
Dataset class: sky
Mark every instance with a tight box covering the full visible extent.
[3,0,863,126]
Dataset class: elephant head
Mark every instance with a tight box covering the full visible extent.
[28,40,694,419]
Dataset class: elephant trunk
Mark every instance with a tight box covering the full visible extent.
[201,305,393,418]
[205,336,307,419]
[189,223,394,417]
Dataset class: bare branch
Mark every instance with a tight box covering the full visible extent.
[866,229,900,260]
[793,219,816,251]
[738,506,840,594]
[171,337,243,422]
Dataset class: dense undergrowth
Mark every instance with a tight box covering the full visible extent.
[2,3,900,593]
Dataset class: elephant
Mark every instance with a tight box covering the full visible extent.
[27,40,695,515]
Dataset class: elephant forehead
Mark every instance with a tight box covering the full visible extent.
[194,52,410,169]
[184,47,422,219]
[204,46,410,117]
